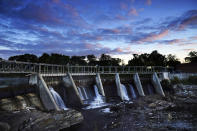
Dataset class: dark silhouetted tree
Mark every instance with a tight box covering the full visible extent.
[149,50,166,66]
[39,53,50,63]
[185,51,197,63]
[87,54,98,65]
[70,56,87,65]
[9,54,38,63]
[49,53,70,65]
[99,54,121,66]
[128,50,167,66]
[166,54,180,68]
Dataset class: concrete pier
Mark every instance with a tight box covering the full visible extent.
[133,73,145,96]
[115,73,124,100]
[96,73,105,96]
[37,74,60,111]
[152,72,165,97]
[67,73,83,104]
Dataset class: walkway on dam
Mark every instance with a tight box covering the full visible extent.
[0,60,169,76]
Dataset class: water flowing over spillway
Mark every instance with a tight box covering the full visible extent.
[120,84,130,101]
[78,87,85,100]
[129,84,137,99]
[49,87,67,110]
[85,85,107,109]
[82,87,88,99]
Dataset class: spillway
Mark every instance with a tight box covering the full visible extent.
[49,87,67,110]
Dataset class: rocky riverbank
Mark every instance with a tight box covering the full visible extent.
[0,93,84,131]
[65,84,197,131]
[0,109,83,131]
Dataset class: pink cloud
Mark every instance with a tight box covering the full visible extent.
[146,0,152,5]
[178,15,197,30]
[139,29,169,42]
[128,8,138,16]
[115,15,127,20]
[120,2,128,10]
[191,35,197,40]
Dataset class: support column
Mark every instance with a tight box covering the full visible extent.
[115,73,124,100]
[96,73,105,96]
[133,73,145,96]
[67,73,83,104]
[152,72,165,97]
[37,74,60,111]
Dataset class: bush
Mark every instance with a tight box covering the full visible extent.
[170,76,181,85]
[161,79,174,93]
[170,76,197,85]
[182,76,197,85]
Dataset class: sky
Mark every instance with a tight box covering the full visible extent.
[0,0,197,63]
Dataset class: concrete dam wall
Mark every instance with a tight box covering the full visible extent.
[0,72,166,111]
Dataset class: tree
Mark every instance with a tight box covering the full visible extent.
[99,54,121,66]
[70,56,87,65]
[185,51,197,63]
[87,54,98,65]
[39,53,70,65]
[128,50,167,66]
[166,54,181,68]
[9,54,38,63]
[148,50,166,66]
[39,53,50,63]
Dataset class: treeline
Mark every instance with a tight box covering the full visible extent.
[1,50,197,67]
[8,53,121,66]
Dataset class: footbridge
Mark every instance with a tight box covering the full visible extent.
[0,60,169,111]
[0,60,168,75]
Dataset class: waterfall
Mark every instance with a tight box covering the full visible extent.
[120,84,130,101]
[82,87,89,99]
[147,84,154,95]
[49,87,67,110]
[129,84,137,99]
[93,85,103,102]
[78,87,85,100]
[85,85,107,109]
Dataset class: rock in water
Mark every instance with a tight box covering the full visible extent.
[0,109,83,131]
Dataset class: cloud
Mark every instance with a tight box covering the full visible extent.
[160,39,185,45]
[128,8,138,16]
[165,10,197,31]
[146,0,152,5]
[137,29,169,43]
[190,35,197,40]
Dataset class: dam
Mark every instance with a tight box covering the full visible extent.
[0,60,171,130]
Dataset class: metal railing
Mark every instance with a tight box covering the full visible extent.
[0,60,169,74]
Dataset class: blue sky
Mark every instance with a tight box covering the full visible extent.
[0,0,197,63]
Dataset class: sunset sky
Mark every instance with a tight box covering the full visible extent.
[0,0,197,63]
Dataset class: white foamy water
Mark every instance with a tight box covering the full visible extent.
[78,87,85,100]
[120,84,130,101]
[49,87,68,110]
[85,85,108,109]
[101,108,112,113]
[129,84,137,99]
[82,87,89,99]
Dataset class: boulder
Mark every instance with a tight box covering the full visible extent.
[0,109,83,131]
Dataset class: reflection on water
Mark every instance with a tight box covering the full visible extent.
[0,77,28,88]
